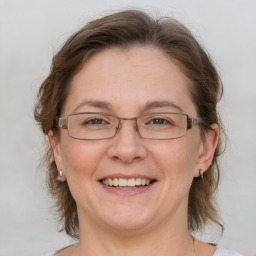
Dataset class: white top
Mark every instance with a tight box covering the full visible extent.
[214,245,244,256]
[44,245,244,256]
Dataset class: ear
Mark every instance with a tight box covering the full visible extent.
[48,130,66,179]
[194,123,219,177]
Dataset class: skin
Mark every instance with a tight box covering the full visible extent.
[49,46,219,256]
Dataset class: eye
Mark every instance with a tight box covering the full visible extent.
[150,118,169,125]
[85,118,109,125]
[146,117,174,126]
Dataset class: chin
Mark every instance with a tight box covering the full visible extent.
[97,205,155,231]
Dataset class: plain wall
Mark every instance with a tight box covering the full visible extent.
[0,0,255,255]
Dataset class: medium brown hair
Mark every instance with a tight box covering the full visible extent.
[34,9,224,238]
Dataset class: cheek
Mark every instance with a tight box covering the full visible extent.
[61,138,106,181]
[60,139,110,209]
[151,136,200,183]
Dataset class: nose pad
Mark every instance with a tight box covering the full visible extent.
[115,125,120,134]
[108,119,147,163]
[134,122,139,132]
[115,120,138,137]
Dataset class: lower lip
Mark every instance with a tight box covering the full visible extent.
[99,182,157,196]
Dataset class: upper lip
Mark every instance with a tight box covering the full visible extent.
[98,173,156,181]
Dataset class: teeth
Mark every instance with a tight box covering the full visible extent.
[102,178,152,187]
[108,178,113,186]
[119,178,127,186]
[135,178,141,185]
[127,178,135,186]
[113,178,118,186]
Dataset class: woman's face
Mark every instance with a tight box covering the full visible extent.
[51,46,217,232]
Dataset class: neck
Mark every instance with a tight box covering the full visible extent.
[76,213,196,256]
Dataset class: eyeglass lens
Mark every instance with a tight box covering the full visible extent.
[66,113,188,140]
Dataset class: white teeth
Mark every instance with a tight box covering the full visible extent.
[102,178,152,187]
[135,179,141,186]
[113,178,118,186]
[127,178,135,186]
[119,178,127,186]
[108,178,113,186]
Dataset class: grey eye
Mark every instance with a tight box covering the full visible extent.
[87,118,106,125]
[146,118,174,126]
[152,118,169,124]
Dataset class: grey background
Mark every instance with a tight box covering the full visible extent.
[0,0,255,255]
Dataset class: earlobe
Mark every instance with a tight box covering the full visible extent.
[48,130,65,179]
[194,123,219,177]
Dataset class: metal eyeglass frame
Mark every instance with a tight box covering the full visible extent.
[57,112,203,140]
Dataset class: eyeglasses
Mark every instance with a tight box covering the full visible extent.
[57,112,202,140]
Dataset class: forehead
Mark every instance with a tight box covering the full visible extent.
[63,46,196,116]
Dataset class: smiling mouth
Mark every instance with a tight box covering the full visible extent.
[100,178,156,189]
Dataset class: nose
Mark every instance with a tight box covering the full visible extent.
[107,120,147,164]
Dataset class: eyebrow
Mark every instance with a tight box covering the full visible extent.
[71,99,183,114]
[143,100,184,113]
[71,100,113,113]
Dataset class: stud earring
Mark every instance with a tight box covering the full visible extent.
[199,169,204,179]
[57,170,64,182]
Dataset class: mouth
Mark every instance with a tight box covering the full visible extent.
[99,177,157,190]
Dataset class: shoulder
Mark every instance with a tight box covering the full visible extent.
[43,244,76,256]
[214,245,245,256]
[44,244,245,256]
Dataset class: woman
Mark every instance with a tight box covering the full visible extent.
[35,9,243,256]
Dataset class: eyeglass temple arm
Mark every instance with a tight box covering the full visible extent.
[57,117,67,129]
[187,117,202,130]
